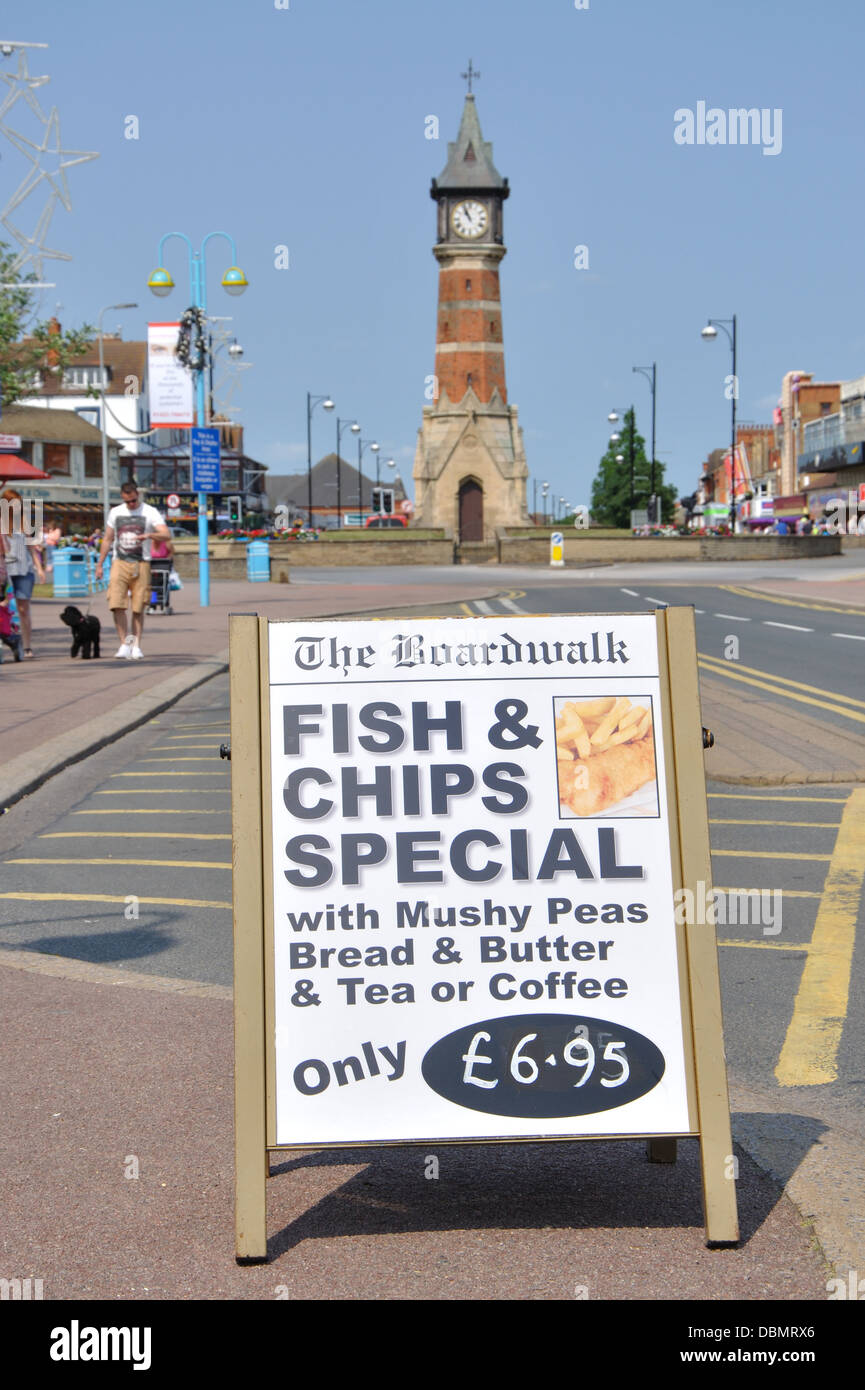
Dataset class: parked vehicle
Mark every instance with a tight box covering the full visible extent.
[364,514,408,529]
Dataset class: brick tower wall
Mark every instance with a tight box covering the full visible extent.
[434,265,507,405]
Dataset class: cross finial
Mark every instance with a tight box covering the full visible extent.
[461,59,480,95]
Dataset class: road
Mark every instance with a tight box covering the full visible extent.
[1,562,863,1290]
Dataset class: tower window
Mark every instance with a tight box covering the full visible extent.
[465,278,472,292]
[467,373,473,389]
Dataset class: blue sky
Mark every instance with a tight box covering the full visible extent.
[1,0,862,507]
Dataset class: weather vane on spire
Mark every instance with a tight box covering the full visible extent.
[461,59,480,95]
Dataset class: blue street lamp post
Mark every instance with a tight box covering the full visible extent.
[148,232,248,607]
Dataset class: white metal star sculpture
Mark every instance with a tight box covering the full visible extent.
[0,41,98,282]
[0,48,49,124]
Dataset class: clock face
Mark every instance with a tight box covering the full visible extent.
[451,199,489,240]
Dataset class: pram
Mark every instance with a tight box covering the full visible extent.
[147,558,174,615]
[0,583,23,662]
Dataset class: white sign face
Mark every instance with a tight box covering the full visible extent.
[0,434,22,450]
[147,323,194,428]
[267,616,691,1146]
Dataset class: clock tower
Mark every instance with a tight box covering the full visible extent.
[413,76,530,539]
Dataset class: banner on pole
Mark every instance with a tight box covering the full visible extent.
[147,323,194,428]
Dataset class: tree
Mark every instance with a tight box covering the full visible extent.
[0,241,93,411]
[590,407,678,528]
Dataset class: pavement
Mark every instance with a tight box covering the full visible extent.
[0,564,861,1302]
[0,942,831,1300]
[3,563,863,799]
[0,574,504,809]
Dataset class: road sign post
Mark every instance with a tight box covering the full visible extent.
[550,530,564,567]
[190,427,221,606]
[230,609,738,1259]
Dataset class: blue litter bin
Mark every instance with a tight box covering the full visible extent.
[53,548,90,599]
[88,550,111,592]
[246,540,271,582]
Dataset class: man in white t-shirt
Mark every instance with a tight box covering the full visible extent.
[96,479,170,660]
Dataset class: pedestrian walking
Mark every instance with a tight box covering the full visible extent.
[95,480,170,661]
[0,487,45,658]
[42,523,62,574]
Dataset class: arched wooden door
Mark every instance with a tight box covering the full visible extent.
[458,478,483,542]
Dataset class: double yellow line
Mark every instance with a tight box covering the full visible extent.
[698,652,865,727]
[720,583,865,616]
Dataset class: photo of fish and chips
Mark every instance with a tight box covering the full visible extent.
[554,695,659,818]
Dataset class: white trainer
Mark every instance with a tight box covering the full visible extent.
[130,644,143,660]
[115,638,133,659]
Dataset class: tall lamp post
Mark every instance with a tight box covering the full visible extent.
[633,363,657,521]
[336,417,361,528]
[357,437,379,516]
[97,301,137,528]
[148,231,248,607]
[307,392,335,528]
[701,316,737,533]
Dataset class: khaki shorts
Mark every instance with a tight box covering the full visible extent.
[108,559,151,613]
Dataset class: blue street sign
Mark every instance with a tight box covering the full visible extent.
[190,427,222,493]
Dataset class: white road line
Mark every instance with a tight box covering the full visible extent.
[499,597,527,614]
[694,609,705,614]
[643,597,668,607]
[763,621,814,632]
[472,599,494,614]
[832,632,865,642]
[620,588,640,597]
[714,613,751,622]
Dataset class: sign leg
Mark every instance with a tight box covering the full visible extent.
[231,614,268,1262]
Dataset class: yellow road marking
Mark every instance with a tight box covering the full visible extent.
[699,652,865,711]
[41,832,230,840]
[698,657,865,726]
[8,858,230,869]
[710,818,841,828]
[0,892,231,909]
[712,849,831,860]
[109,772,226,778]
[73,809,227,815]
[775,787,865,1086]
[718,886,822,899]
[709,793,848,804]
[458,602,475,617]
[720,583,865,616]
[719,939,809,952]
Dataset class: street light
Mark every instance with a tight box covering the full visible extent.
[336,418,361,528]
[357,438,378,516]
[306,392,335,527]
[541,480,549,525]
[701,316,738,533]
[97,301,138,528]
[608,406,636,510]
[148,230,248,607]
[633,362,658,521]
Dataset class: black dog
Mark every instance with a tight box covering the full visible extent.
[60,606,101,659]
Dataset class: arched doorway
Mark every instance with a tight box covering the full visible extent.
[458,478,483,542]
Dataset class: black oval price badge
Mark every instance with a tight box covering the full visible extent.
[421,1013,666,1119]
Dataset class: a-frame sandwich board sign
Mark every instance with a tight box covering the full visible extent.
[231,607,738,1261]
